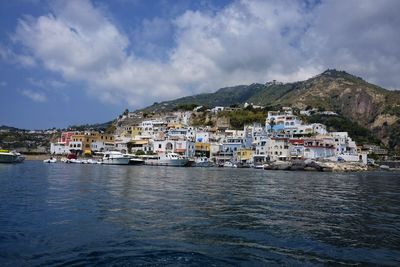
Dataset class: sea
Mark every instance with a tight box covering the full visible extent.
[0,161,399,266]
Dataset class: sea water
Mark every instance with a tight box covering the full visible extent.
[0,162,399,266]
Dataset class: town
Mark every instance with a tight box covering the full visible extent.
[46,105,391,171]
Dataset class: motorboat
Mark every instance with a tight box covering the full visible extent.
[123,154,145,165]
[129,157,145,165]
[193,157,214,167]
[43,157,57,163]
[67,158,82,164]
[223,161,237,168]
[87,159,100,164]
[144,153,188,167]
[0,150,25,163]
[102,151,130,165]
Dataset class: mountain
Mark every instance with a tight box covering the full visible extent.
[139,69,400,152]
[0,125,28,132]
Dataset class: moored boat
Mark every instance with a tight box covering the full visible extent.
[0,150,25,163]
[102,151,130,165]
[43,157,57,163]
[193,157,214,167]
[223,161,237,168]
[144,153,188,167]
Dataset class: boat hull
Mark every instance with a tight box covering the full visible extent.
[102,158,130,165]
[129,159,145,165]
[0,153,24,163]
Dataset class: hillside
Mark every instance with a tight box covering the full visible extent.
[139,69,400,152]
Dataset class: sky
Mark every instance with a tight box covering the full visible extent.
[0,0,399,129]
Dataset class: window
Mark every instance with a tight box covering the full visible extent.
[159,144,162,149]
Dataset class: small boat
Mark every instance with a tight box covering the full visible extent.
[193,157,214,167]
[102,151,130,165]
[68,159,82,164]
[0,150,25,163]
[223,161,237,168]
[87,159,100,164]
[144,153,188,167]
[253,164,265,169]
[43,157,57,163]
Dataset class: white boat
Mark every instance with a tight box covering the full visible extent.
[223,161,237,168]
[0,150,25,163]
[43,157,57,163]
[102,151,130,165]
[194,157,214,167]
[87,159,100,164]
[144,153,188,167]
[68,159,82,164]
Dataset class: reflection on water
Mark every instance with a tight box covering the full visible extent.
[0,162,400,266]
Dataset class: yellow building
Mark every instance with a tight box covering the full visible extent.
[237,148,253,162]
[71,131,114,152]
[124,123,142,138]
[195,142,211,157]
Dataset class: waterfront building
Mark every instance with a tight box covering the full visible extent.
[266,137,290,161]
[50,142,70,155]
[153,139,195,158]
[195,142,211,157]
[303,136,336,159]
[330,132,358,156]
[237,148,254,163]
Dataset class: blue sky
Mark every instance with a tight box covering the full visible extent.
[1,0,399,129]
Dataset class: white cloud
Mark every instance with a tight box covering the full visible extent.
[8,0,400,109]
[0,81,7,87]
[27,77,66,90]
[303,0,400,89]
[20,89,47,102]
[0,44,36,67]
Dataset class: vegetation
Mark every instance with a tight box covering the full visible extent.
[0,131,52,150]
[135,150,145,156]
[219,109,267,130]
[172,103,198,111]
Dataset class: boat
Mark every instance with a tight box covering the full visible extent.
[193,157,214,167]
[124,154,145,165]
[0,150,25,163]
[223,161,237,168]
[67,158,82,164]
[129,157,145,165]
[43,157,57,163]
[102,151,130,165]
[144,153,188,167]
[87,159,100,164]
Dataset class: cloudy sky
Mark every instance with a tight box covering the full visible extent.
[1,0,399,129]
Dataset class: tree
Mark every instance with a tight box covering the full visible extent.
[135,150,145,156]
[269,118,276,133]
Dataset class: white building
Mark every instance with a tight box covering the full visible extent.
[50,142,70,155]
[303,137,336,159]
[153,139,195,158]
[330,132,358,156]
[265,111,302,133]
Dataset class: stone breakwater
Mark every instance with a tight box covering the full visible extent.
[264,160,369,172]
